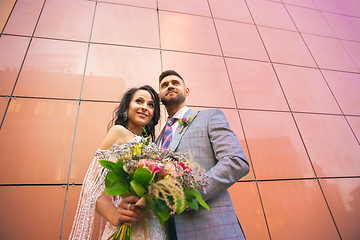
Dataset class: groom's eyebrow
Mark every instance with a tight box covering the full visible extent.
[160,81,168,88]
[161,79,180,87]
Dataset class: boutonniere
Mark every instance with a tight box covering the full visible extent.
[178,111,198,134]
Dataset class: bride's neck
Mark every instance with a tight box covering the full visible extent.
[126,125,143,136]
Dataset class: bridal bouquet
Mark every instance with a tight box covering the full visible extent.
[96,136,209,240]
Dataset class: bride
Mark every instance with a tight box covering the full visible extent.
[69,85,166,240]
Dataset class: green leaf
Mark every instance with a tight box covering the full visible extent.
[154,199,167,211]
[141,194,155,211]
[184,189,197,200]
[98,160,116,171]
[133,168,152,186]
[107,170,118,182]
[194,192,210,211]
[129,185,137,196]
[120,191,132,198]
[115,160,128,180]
[166,195,175,204]
[130,180,146,197]
[175,196,186,215]
[177,119,182,126]
[105,181,129,196]
[155,203,170,226]
[187,199,199,211]
[104,178,111,188]
[142,127,148,137]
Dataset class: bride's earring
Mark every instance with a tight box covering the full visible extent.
[124,111,128,121]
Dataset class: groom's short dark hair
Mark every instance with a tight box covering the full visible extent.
[159,70,184,83]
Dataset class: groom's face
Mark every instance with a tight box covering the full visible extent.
[159,75,188,107]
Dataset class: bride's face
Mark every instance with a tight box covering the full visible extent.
[126,89,155,130]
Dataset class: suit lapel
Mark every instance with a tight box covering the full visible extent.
[170,108,198,151]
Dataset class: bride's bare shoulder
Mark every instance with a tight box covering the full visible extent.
[99,125,131,150]
[109,125,127,134]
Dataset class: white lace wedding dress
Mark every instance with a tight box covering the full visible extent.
[69,136,166,240]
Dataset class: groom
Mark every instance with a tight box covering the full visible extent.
[156,70,249,240]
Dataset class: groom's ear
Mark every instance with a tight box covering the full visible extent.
[157,92,161,101]
[185,87,190,96]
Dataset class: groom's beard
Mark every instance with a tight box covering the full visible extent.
[161,92,186,107]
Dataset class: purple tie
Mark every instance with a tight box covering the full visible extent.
[161,118,177,149]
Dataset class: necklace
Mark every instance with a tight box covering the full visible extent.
[126,126,139,136]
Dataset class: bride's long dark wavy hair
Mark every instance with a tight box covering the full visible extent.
[107,85,160,141]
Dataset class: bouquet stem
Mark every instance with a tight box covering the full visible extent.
[110,223,132,240]
[109,197,147,240]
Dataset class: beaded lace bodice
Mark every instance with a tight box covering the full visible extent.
[69,136,166,240]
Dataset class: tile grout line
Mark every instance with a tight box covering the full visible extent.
[156,1,169,123]
[0,0,17,34]
[156,0,163,73]
[315,1,360,72]
[0,0,47,130]
[59,1,99,239]
[205,0,258,194]
[315,4,360,146]
[283,2,345,239]
[236,1,279,239]
[206,1,264,238]
[248,2,278,239]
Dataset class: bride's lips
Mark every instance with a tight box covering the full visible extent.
[137,112,148,118]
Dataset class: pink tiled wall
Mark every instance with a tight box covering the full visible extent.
[0,0,359,239]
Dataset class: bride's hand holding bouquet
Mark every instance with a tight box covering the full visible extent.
[110,195,143,227]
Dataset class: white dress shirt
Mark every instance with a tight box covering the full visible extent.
[159,106,189,146]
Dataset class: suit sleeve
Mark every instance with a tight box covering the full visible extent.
[200,108,249,202]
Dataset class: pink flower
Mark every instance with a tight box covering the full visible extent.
[147,162,156,172]
[163,163,178,178]
[148,162,165,176]
[184,168,192,173]
[184,166,192,172]
[182,117,187,122]
[138,159,147,168]
[172,171,179,177]
[165,163,175,172]
[154,165,161,173]
[177,162,192,171]
[158,168,168,177]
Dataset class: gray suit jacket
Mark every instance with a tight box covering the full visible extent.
[156,108,249,240]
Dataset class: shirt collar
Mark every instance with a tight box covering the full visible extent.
[172,106,189,120]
